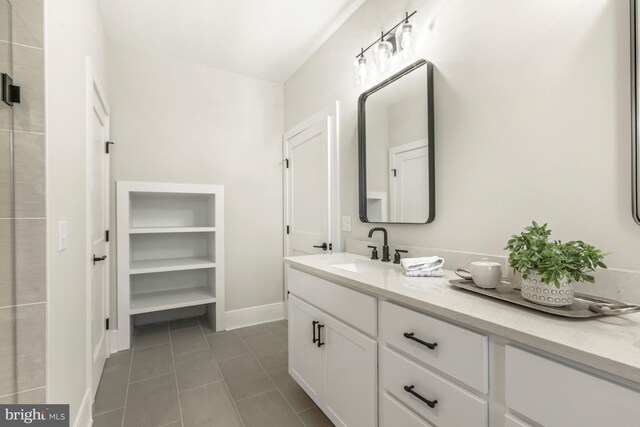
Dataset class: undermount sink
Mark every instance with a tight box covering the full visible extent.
[331,261,397,273]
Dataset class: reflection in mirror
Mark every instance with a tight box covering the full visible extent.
[358,60,434,224]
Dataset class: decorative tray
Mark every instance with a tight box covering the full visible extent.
[449,279,640,318]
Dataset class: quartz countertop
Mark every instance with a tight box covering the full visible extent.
[284,252,640,384]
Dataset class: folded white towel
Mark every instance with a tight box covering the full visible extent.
[400,256,444,272]
[403,268,444,278]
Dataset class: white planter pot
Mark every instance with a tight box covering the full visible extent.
[520,274,574,307]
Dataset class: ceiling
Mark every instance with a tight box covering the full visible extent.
[98,0,366,83]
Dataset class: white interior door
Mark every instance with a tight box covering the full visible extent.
[283,104,339,315]
[285,120,331,256]
[389,140,429,223]
[89,72,110,399]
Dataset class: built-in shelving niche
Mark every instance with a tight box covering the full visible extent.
[117,182,224,350]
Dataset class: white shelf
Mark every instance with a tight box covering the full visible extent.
[129,287,216,315]
[129,227,216,234]
[130,257,216,275]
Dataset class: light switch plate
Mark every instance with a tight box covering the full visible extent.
[58,221,68,251]
[341,216,352,232]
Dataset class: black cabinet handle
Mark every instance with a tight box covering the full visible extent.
[312,321,319,344]
[93,254,107,265]
[313,243,328,251]
[404,385,438,408]
[404,332,437,350]
[317,324,325,347]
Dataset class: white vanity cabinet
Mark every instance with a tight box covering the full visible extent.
[286,263,640,427]
[288,273,378,427]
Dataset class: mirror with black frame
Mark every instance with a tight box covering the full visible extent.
[358,59,435,224]
[633,0,640,225]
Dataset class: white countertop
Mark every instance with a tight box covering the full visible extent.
[284,252,640,384]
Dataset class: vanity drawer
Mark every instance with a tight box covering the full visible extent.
[505,345,640,427]
[380,392,433,427]
[381,301,488,393]
[287,267,377,336]
[504,414,532,427]
[381,347,488,427]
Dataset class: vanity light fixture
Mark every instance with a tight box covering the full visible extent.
[353,10,417,84]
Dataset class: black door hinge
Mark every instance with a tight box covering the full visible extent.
[2,73,20,106]
[105,318,110,330]
[106,141,115,153]
[284,158,289,168]
[105,230,110,242]
[286,225,290,234]
[391,168,397,177]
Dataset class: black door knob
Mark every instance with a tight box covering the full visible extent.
[93,254,107,265]
[313,243,328,251]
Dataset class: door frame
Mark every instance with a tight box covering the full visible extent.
[85,57,111,399]
[283,102,340,301]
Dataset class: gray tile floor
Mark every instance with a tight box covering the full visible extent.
[92,317,334,427]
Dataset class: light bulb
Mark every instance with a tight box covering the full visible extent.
[396,21,416,59]
[373,38,393,73]
[354,54,368,86]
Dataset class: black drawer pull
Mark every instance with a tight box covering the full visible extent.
[404,332,437,350]
[312,321,319,344]
[317,324,325,347]
[404,385,438,408]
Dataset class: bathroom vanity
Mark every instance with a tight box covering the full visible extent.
[284,253,640,427]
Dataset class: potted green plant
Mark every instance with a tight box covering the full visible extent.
[505,221,608,306]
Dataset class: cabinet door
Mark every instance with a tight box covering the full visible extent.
[289,295,324,405]
[322,313,377,427]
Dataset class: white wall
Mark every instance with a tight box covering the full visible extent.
[284,0,640,270]
[107,49,284,319]
[46,0,109,423]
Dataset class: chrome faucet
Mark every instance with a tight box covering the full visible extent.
[368,227,390,262]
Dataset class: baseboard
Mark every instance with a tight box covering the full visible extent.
[225,302,285,330]
[74,387,92,427]
[109,330,119,354]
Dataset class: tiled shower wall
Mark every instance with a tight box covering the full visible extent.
[0,0,46,403]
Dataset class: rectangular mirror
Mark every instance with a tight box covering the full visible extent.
[358,59,435,224]
[633,0,640,225]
